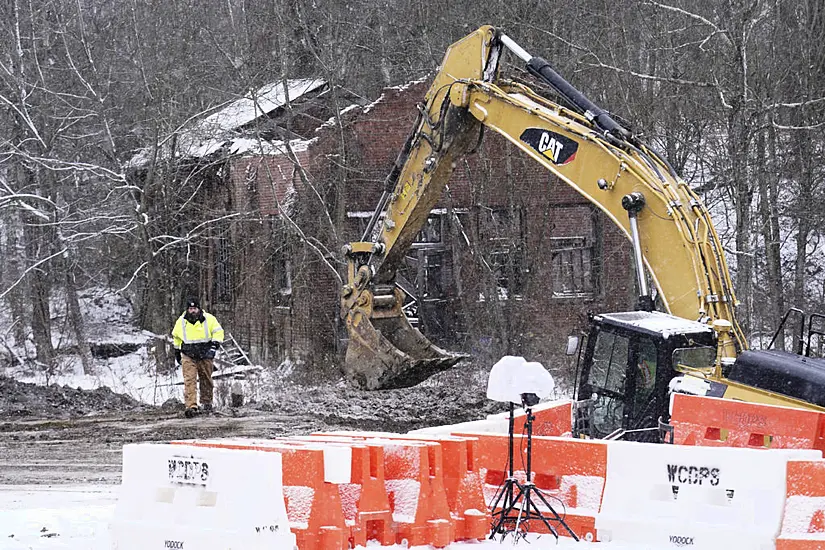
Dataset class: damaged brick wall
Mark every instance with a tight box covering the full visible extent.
[219,80,634,372]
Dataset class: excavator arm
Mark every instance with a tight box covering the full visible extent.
[341,26,746,389]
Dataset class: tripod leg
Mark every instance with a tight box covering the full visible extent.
[531,486,580,541]
[510,482,530,538]
[489,479,517,539]
[489,480,510,517]
[523,485,559,539]
[490,401,522,540]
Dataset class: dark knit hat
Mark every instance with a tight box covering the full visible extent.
[186,297,200,309]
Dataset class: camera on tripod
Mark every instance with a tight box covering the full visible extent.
[485,356,579,543]
[486,356,555,407]
[521,392,540,408]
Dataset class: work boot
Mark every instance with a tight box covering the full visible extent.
[184,406,199,418]
[201,403,213,413]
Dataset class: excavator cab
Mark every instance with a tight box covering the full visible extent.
[575,308,825,442]
[574,311,718,441]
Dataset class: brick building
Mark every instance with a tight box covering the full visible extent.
[202,80,637,375]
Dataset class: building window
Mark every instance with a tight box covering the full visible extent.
[243,162,259,212]
[268,219,292,307]
[416,214,443,246]
[550,236,594,298]
[400,213,449,296]
[268,249,292,303]
[345,209,465,335]
[215,236,232,302]
[478,207,526,298]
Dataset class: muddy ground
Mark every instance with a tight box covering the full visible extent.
[0,364,507,486]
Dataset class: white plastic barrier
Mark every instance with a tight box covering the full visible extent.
[111,443,296,550]
[595,441,820,550]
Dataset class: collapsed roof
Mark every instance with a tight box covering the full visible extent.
[125,79,326,169]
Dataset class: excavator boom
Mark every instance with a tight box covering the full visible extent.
[341,26,746,389]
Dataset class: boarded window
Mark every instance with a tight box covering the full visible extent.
[478,207,525,298]
[548,204,599,299]
[215,235,232,302]
[268,220,292,307]
[550,236,594,298]
[269,249,292,303]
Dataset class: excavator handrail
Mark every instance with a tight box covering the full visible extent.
[768,307,806,353]
[808,313,825,358]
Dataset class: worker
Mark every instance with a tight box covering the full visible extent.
[171,297,225,417]
[635,339,657,398]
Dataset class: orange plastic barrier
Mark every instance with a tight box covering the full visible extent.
[288,436,395,547]
[314,434,455,547]
[670,393,825,451]
[456,432,607,542]
[777,460,825,549]
[171,439,348,550]
[512,400,573,437]
[435,437,488,541]
[380,439,453,546]
[345,443,395,547]
[317,431,488,541]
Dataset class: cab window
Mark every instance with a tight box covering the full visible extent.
[588,331,629,393]
[587,331,629,437]
[634,337,657,398]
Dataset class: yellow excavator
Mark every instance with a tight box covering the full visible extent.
[340,26,825,438]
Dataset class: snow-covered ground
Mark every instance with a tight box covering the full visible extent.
[0,485,638,550]
[0,485,117,549]
[0,287,184,406]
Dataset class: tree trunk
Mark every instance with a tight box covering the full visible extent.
[21,188,55,371]
[65,265,94,375]
[730,109,755,336]
[788,116,816,352]
[28,262,54,370]
[756,124,784,347]
[0,209,28,347]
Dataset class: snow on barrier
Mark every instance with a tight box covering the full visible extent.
[315,431,488,542]
[356,438,454,547]
[305,438,396,547]
[776,459,825,549]
[171,438,351,550]
[110,443,295,550]
[411,399,572,437]
[671,393,825,451]
[455,432,608,542]
[595,440,820,549]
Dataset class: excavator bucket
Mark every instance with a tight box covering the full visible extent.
[344,310,467,390]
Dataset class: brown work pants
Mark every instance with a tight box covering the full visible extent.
[181,354,214,409]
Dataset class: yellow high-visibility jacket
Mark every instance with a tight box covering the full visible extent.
[172,311,225,359]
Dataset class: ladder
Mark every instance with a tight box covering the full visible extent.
[213,334,263,406]
[215,333,253,369]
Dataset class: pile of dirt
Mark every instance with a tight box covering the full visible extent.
[0,376,148,419]
[256,361,510,433]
